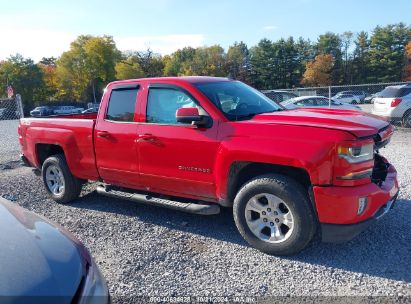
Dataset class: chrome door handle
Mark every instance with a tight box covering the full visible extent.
[138,133,155,141]
[97,131,110,138]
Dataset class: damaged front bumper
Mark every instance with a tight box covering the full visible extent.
[313,156,399,243]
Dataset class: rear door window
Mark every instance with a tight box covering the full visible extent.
[106,88,139,122]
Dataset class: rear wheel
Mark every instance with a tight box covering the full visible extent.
[351,100,357,104]
[233,174,317,255]
[42,154,82,204]
[402,111,411,128]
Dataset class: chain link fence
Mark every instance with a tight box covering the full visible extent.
[0,95,24,165]
[263,82,411,128]
[0,95,23,120]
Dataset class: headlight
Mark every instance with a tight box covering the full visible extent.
[338,143,374,163]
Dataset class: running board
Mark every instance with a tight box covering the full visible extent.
[96,185,220,215]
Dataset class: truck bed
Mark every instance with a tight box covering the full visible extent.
[19,116,99,181]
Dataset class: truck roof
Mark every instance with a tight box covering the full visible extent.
[109,76,231,86]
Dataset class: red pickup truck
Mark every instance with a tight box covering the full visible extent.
[19,77,399,255]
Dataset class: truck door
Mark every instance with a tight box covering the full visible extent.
[137,84,219,200]
[94,84,141,188]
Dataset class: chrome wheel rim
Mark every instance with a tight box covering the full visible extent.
[45,165,65,195]
[245,193,294,243]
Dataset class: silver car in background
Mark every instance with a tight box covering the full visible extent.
[331,93,362,104]
[281,96,361,110]
[332,90,367,103]
[30,106,54,117]
[371,84,411,127]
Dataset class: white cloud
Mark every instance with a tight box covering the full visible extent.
[263,25,278,31]
[0,28,205,61]
[0,28,76,61]
[115,34,205,55]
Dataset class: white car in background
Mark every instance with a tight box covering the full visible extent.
[263,90,298,103]
[53,105,84,115]
[372,84,411,127]
[281,96,361,110]
[331,93,361,104]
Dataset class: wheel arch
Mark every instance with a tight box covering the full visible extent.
[36,143,65,167]
[226,161,312,204]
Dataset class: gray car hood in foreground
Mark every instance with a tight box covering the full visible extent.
[0,197,85,302]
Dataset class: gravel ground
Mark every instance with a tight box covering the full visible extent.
[0,120,20,163]
[0,123,410,302]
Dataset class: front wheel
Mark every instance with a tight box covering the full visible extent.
[233,174,317,255]
[351,100,357,104]
[42,154,82,204]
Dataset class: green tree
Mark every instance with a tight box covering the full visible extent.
[249,38,301,89]
[0,54,45,110]
[341,31,353,83]
[352,31,370,84]
[316,32,343,84]
[226,42,250,82]
[39,57,57,66]
[132,49,164,77]
[115,55,144,80]
[274,37,300,88]
[163,47,196,76]
[295,37,315,85]
[249,39,277,89]
[367,23,411,82]
[38,57,58,101]
[404,41,411,81]
[190,45,226,76]
[56,35,120,102]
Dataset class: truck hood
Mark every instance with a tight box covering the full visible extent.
[252,108,389,138]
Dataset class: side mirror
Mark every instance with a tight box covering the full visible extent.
[176,107,212,128]
[176,107,202,123]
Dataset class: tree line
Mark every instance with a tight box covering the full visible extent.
[0,23,410,110]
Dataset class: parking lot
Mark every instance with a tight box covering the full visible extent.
[0,117,410,302]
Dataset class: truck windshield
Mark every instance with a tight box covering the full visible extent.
[195,81,283,121]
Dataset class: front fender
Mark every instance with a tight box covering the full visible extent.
[213,124,355,201]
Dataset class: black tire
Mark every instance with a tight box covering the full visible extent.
[233,174,317,256]
[42,154,82,204]
[402,110,411,128]
[351,100,357,104]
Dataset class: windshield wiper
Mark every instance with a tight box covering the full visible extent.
[234,109,282,121]
[234,113,259,120]
[264,109,283,113]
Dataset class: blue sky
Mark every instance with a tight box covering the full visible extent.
[1,0,410,61]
